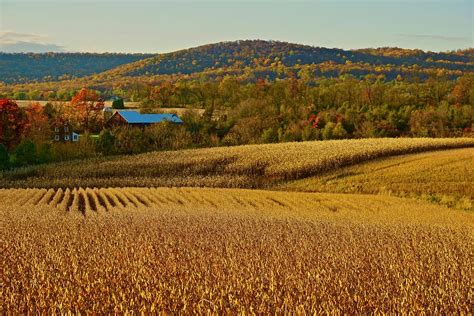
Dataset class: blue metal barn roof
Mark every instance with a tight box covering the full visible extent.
[117,110,183,124]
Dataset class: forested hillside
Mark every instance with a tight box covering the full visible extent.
[0,53,153,84]
[113,40,473,78]
[1,41,472,89]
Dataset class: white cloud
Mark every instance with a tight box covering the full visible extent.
[0,31,65,52]
[397,33,470,42]
[0,31,47,44]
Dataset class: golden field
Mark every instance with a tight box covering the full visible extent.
[1,138,473,189]
[281,147,474,210]
[1,187,473,313]
[2,139,474,313]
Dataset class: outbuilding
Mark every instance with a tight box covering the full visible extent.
[107,110,183,127]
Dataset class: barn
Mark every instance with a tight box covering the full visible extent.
[107,110,184,127]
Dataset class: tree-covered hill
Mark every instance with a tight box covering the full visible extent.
[0,52,154,84]
[1,41,472,98]
[105,40,473,79]
[1,41,473,86]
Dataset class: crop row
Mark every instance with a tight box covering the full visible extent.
[281,147,474,209]
[1,188,473,313]
[1,138,473,188]
[0,187,326,215]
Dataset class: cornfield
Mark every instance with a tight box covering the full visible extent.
[281,147,474,209]
[2,138,473,189]
[2,138,474,313]
[1,187,473,313]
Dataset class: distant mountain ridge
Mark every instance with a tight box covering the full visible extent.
[1,40,472,86]
[0,52,154,84]
[112,40,473,78]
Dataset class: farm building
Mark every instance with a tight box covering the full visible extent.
[52,121,80,142]
[107,110,184,127]
[102,106,115,121]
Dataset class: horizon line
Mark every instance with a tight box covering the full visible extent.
[1,39,473,55]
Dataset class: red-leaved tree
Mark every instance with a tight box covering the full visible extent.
[70,88,105,132]
[0,99,28,149]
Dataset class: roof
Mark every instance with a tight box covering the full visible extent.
[52,119,72,126]
[115,110,184,124]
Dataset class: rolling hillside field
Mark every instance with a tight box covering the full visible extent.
[281,147,474,209]
[1,187,473,313]
[12,99,205,115]
[1,138,473,189]
[2,138,473,313]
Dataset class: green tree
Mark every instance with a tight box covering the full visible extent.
[97,129,116,155]
[261,127,278,143]
[112,98,125,109]
[0,144,9,170]
[333,122,349,139]
[37,143,53,164]
[14,139,37,166]
[322,122,335,140]
[13,91,28,100]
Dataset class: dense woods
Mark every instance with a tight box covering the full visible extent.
[1,41,472,92]
[119,40,473,78]
[134,74,474,145]
[0,52,153,84]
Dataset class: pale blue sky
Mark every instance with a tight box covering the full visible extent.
[0,0,472,53]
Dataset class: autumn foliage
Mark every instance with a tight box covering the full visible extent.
[0,99,28,149]
[24,102,50,141]
[70,88,104,132]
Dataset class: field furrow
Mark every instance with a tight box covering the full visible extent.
[1,187,472,313]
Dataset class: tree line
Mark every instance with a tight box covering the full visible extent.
[1,73,473,169]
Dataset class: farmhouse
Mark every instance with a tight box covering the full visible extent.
[107,110,184,127]
[52,121,80,142]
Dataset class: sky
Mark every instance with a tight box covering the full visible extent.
[0,0,472,53]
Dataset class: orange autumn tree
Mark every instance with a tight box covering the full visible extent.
[24,102,50,142]
[151,82,176,108]
[451,74,473,105]
[70,88,105,132]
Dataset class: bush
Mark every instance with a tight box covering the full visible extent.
[52,136,97,162]
[333,122,349,139]
[97,129,116,155]
[37,143,53,164]
[99,124,193,155]
[0,144,9,170]
[261,128,278,143]
[322,122,335,140]
[113,127,149,154]
[14,139,37,167]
